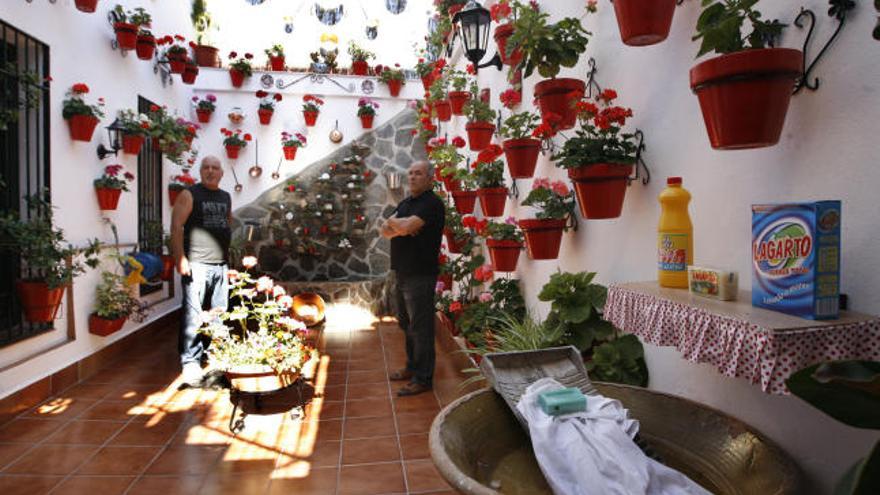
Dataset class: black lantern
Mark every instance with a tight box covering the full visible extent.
[452,0,502,72]
[96,117,126,159]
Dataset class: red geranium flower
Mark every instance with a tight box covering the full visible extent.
[273,93,283,101]
[244,53,253,59]
[229,51,238,59]
[256,90,268,98]
[452,136,466,148]
[71,83,89,94]
[244,134,252,141]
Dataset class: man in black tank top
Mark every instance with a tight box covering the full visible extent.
[171,156,232,386]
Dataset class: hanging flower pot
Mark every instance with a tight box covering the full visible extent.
[612,0,677,46]
[283,146,297,160]
[113,22,138,50]
[486,239,523,272]
[387,79,403,97]
[442,177,461,192]
[167,53,187,74]
[438,273,453,291]
[135,34,156,60]
[66,115,99,142]
[534,78,585,131]
[351,60,369,76]
[451,190,477,214]
[502,138,541,178]
[303,111,319,127]
[225,366,298,393]
[477,187,507,217]
[121,134,144,155]
[269,55,285,71]
[465,122,495,151]
[258,108,274,125]
[16,281,64,323]
[519,218,566,260]
[196,109,213,124]
[168,188,182,206]
[88,313,126,336]
[421,75,434,91]
[74,0,99,13]
[160,254,174,281]
[181,64,199,85]
[226,144,241,159]
[360,114,374,129]
[448,91,470,115]
[690,48,802,149]
[444,229,465,254]
[568,164,634,219]
[194,44,220,67]
[434,99,452,121]
[229,68,246,87]
[494,23,524,67]
[94,187,122,211]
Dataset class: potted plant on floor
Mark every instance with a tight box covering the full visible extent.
[192,94,217,123]
[62,83,104,142]
[264,43,285,71]
[500,109,542,178]
[89,269,147,336]
[377,63,406,97]
[256,90,282,125]
[348,41,375,76]
[75,0,99,13]
[612,0,677,46]
[0,194,101,323]
[447,67,472,116]
[553,88,639,219]
[110,4,139,51]
[519,177,575,260]
[301,94,324,127]
[690,0,799,149]
[168,170,197,206]
[221,128,251,159]
[131,8,156,60]
[191,0,220,67]
[463,83,497,151]
[117,109,150,155]
[94,164,135,211]
[281,131,306,160]
[483,217,523,272]
[228,51,254,88]
[356,97,379,129]
[472,144,507,217]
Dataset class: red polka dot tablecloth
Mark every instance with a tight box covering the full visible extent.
[604,282,880,395]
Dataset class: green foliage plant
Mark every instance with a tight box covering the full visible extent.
[508,4,591,79]
[693,0,786,58]
[265,43,285,58]
[463,84,497,123]
[500,111,541,140]
[483,218,523,243]
[552,89,639,169]
[347,41,375,62]
[191,0,216,46]
[520,178,575,221]
[0,63,43,131]
[472,159,504,189]
[94,270,147,321]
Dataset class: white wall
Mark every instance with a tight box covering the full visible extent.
[448,1,878,493]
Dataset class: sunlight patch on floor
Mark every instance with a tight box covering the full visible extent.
[323,303,378,332]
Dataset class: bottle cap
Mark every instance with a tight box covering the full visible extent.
[667,176,682,185]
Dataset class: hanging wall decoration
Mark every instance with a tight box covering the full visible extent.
[315,3,345,25]
[386,0,407,15]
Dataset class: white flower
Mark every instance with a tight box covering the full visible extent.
[350,174,358,180]
[347,182,355,189]
[320,172,330,180]
[242,256,258,269]
[256,276,274,293]
[342,194,348,199]
[285,212,294,220]
[324,203,333,210]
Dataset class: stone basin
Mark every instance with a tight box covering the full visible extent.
[429,384,803,495]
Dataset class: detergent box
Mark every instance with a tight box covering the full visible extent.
[751,201,841,319]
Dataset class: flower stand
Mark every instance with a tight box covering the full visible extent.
[568,164,634,219]
[486,239,522,272]
[16,281,64,323]
[95,187,122,211]
[88,314,126,336]
[477,187,507,217]
[519,218,566,260]
[66,115,99,142]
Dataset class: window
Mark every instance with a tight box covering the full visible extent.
[137,96,163,296]
[0,20,51,347]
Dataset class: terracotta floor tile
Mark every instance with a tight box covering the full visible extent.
[345,398,392,419]
[344,415,396,439]
[405,459,451,493]
[323,372,348,387]
[347,369,388,385]
[347,359,386,372]
[110,419,183,446]
[0,444,31,469]
[126,475,206,495]
[0,419,65,444]
[213,439,280,474]
[281,440,340,468]
[338,461,405,495]
[3,444,97,475]
[342,436,400,465]
[50,475,134,494]
[172,423,234,447]
[0,475,62,495]
[395,411,439,435]
[305,399,344,420]
[79,400,145,421]
[198,471,272,494]
[319,384,346,401]
[268,466,337,494]
[58,382,117,400]
[346,382,390,401]
[27,397,97,421]
[399,433,431,460]
[44,420,124,445]
[393,394,441,415]
[145,445,225,475]
[76,445,161,475]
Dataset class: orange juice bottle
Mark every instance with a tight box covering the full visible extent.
[658,177,693,288]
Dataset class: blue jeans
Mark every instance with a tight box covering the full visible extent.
[179,262,228,366]
[394,273,438,386]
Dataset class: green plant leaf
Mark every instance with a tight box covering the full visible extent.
[786,361,880,429]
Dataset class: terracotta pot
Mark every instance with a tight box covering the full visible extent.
[568,163,634,219]
[442,177,461,192]
[494,23,523,67]
[283,146,297,161]
[225,366,299,393]
[434,99,452,121]
[15,281,64,323]
[486,239,522,272]
[114,22,137,50]
[360,114,374,129]
[160,254,174,281]
[194,44,219,68]
[66,115,99,142]
[351,60,369,76]
[167,52,186,74]
[386,79,403,97]
[121,133,144,155]
[444,229,465,254]
[451,190,477,214]
[421,75,434,91]
[448,91,470,115]
[438,273,453,291]
[465,121,495,151]
[534,78,585,131]
[74,0,98,13]
[181,65,199,85]
[612,0,677,46]
[196,108,213,124]
[434,167,444,182]
[95,187,122,211]
[226,144,241,159]
[477,187,507,217]
[229,68,246,88]
[303,110,319,127]
[269,55,285,71]
[502,138,541,178]
[168,188,181,206]
[258,108,274,125]
[690,48,802,150]
[88,313,126,336]
[519,218,566,260]
[135,34,155,60]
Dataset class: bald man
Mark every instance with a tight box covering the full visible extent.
[171,155,232,387]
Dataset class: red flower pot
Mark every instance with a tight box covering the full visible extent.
[444,229,465,254]
[161,254,174,281]
[360,114,374,129]
[74,0,98,13]
[486,239,523,272]
[167,53,186,74]
[229,68,246,87]
[421,75,434,91]
[168,188,181,206]
[690,48,802,150]
[568,164,634,219]
[442,177,461,192]
[194,44,219,68]
[386,79,403,97]
[465,121,495,151]
[66,115,99,142]
[434,99,452,121]
[448,91,470,115]
[502,138,541,178]
[196,109,213,123]
[135,35,156,60]
[303,111,319,127]
[88,313,126,336]
[477,187,507,217]
[451,190,477,214]
[15,281,64,323]
[612,0,677,46]
[269,55,285,71]
[114,22,137,50]
[283,146,297,160]
[494,23,523,67]
[95,187,121,210]
[181,65,199,85]
[226,144,241,159]
[519,218,566,260]
[534,78,585,131]
[258,108,274,125]
[438,273,453,291]
[121,134,144,155]
[352,60,369,76]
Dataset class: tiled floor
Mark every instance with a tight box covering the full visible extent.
[0,318,475,494]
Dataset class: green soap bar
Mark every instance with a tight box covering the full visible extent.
[538,388,586,416]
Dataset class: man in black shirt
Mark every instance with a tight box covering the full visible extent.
[381,160,445,396]
[171,155,232,387]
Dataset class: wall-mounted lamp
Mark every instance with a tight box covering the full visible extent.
[453,0,502,72]
[97,118,126,159]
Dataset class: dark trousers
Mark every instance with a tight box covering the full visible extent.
[179,262,228,365]
[394,273,438,386]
